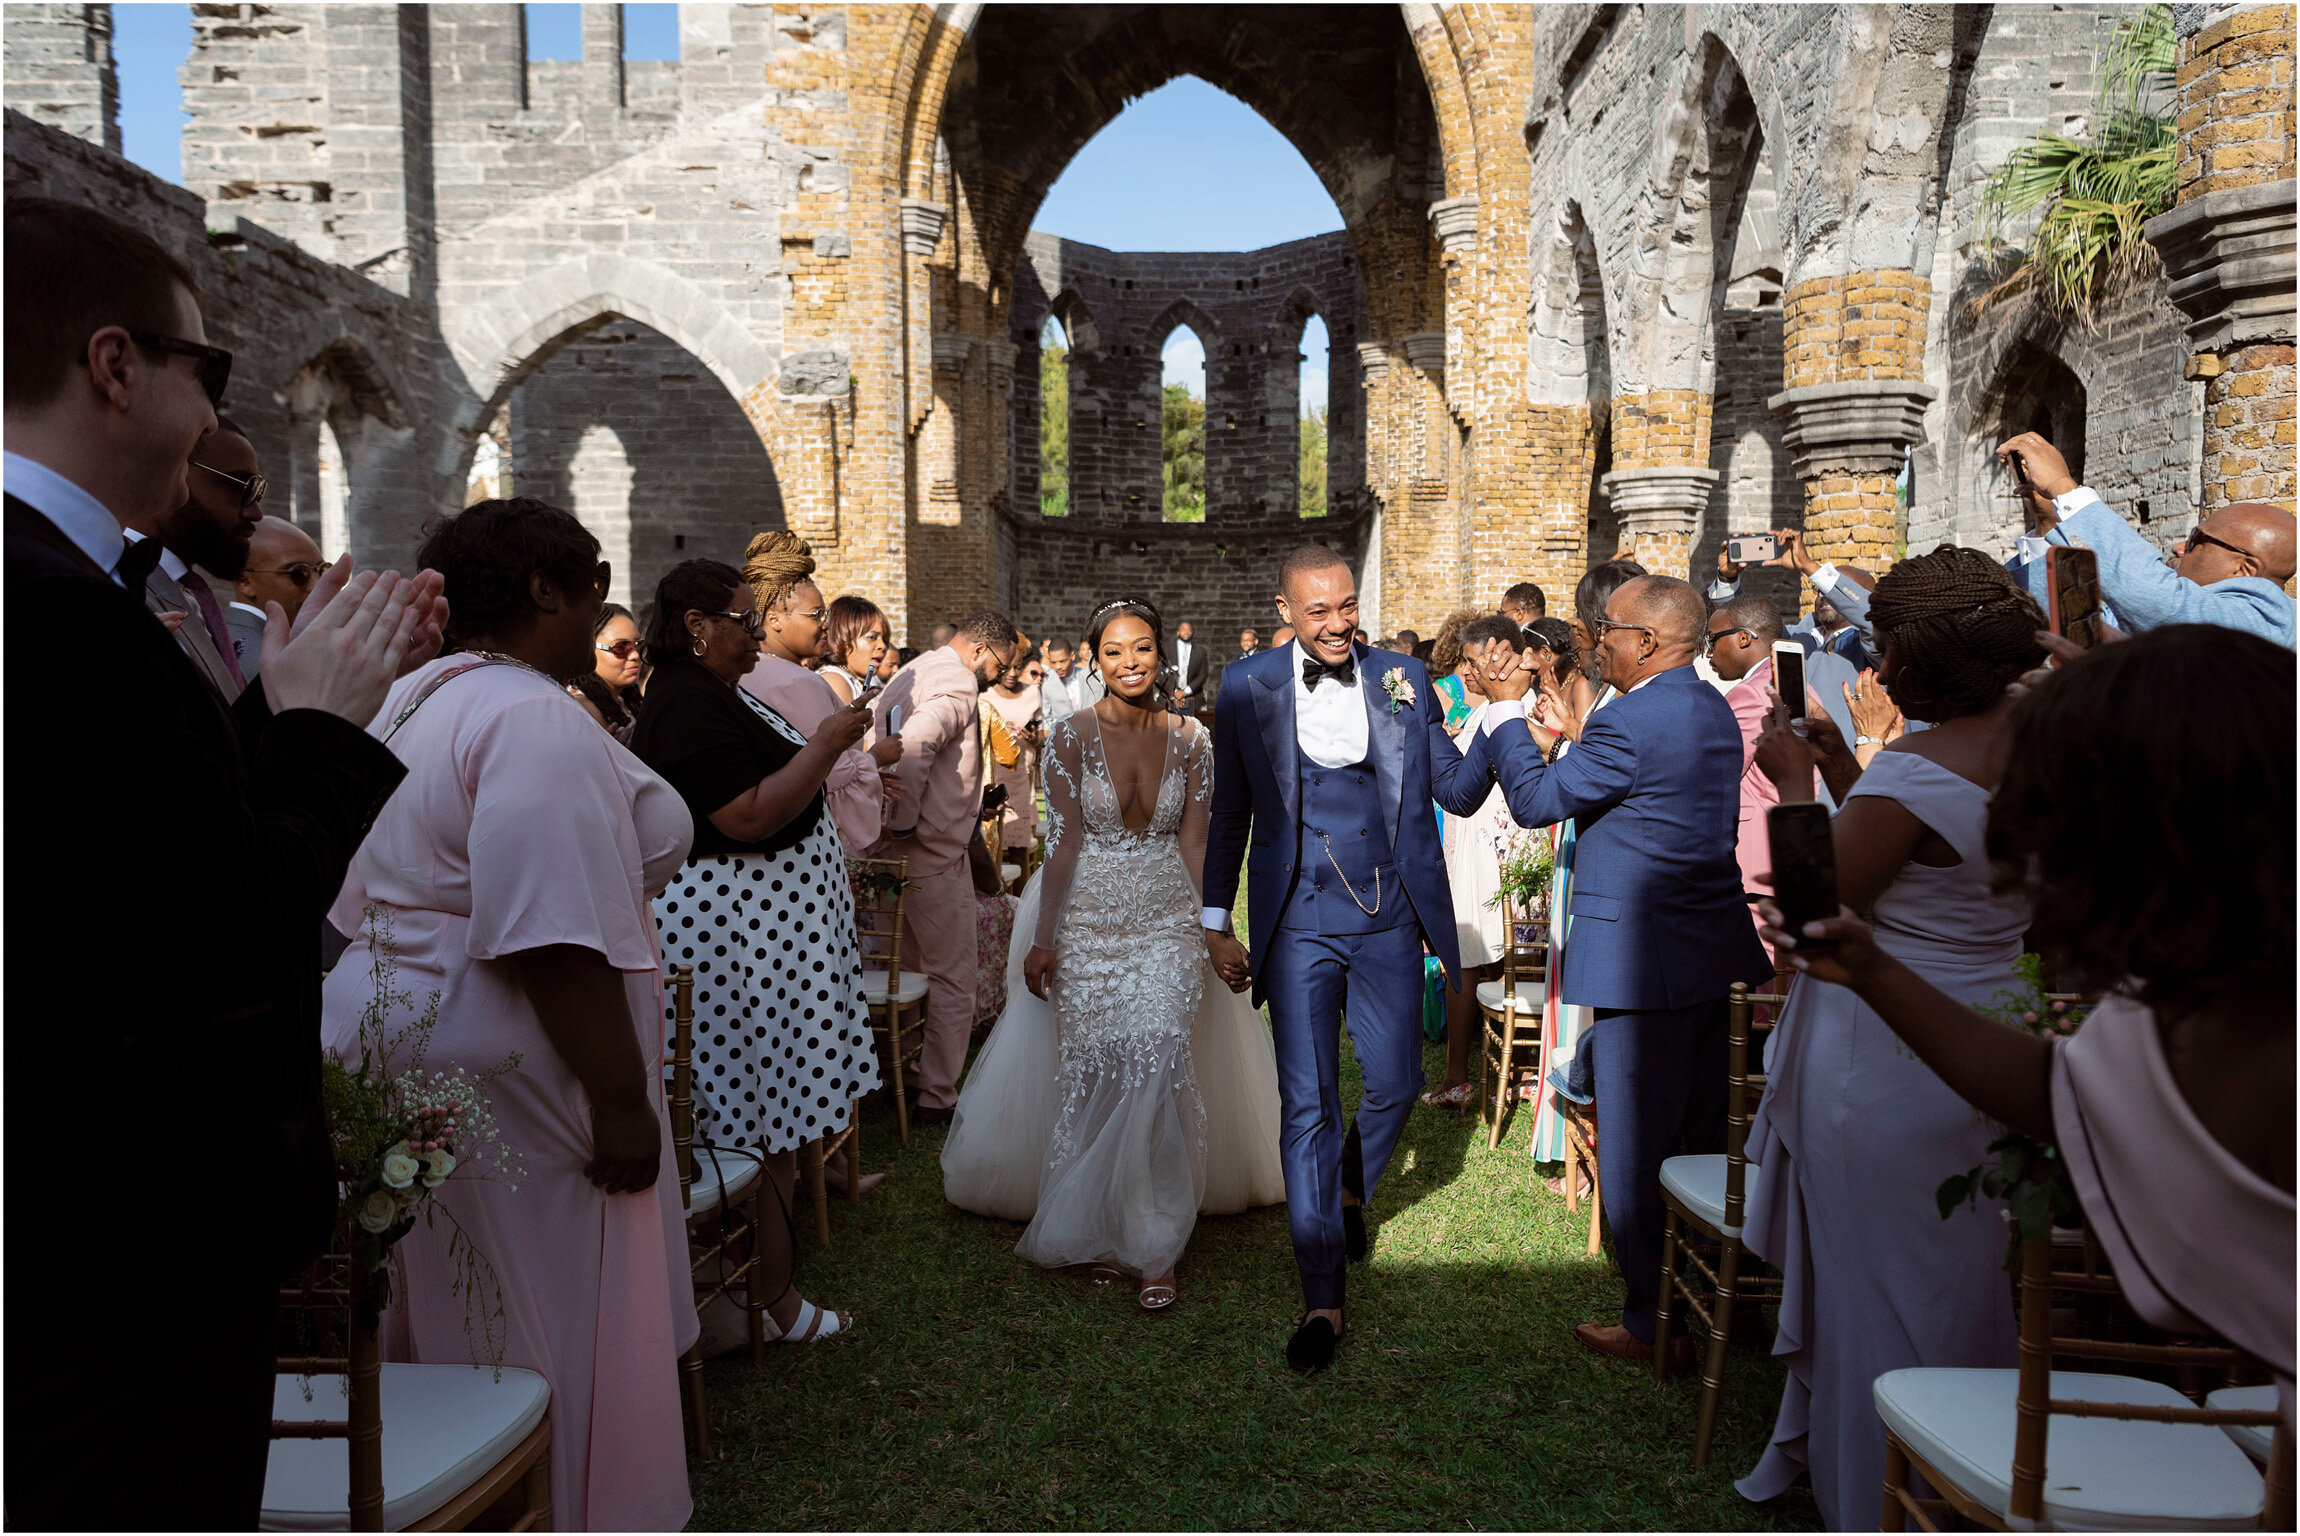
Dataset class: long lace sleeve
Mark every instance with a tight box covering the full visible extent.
[1032,717,1086,950]
[1177,719,1214,898]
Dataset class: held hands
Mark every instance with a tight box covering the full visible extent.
[261,568,432,726]
[585,1094,663,1194]
[1024,944,1055,1001]
[1203,926,1252,993]
[1478,641,1537,703]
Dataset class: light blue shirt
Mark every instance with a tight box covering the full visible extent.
[4,450,127,583]
[2048,487,2295,649]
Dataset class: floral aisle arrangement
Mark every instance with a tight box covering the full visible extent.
[1935,953,2090,1270]
[1487,826,1556,938]
[320,904,523,1358]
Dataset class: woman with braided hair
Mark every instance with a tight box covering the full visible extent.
[1735,545,2047,1526]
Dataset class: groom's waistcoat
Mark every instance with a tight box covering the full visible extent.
[1279,743,1407,936]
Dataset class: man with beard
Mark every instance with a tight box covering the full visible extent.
[129,417,268,699]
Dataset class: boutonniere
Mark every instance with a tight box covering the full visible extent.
[1381,668,1415,715]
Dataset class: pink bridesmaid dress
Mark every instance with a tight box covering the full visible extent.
[320,657,700,1532]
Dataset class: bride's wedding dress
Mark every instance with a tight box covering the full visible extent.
[941,708,1284,1277]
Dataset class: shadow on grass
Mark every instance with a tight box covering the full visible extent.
[688,1033,1820,1532]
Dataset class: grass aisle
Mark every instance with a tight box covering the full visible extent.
[691,1028,1822,1531]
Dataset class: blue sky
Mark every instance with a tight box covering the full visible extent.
[107,20,1333,406]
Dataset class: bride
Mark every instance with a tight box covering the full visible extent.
[941,598,1284,1309]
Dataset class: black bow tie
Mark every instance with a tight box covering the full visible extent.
[115,535,165,589]
[1301,652,1357,691]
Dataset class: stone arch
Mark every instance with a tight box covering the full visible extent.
[281,336,414,567]
[500,317,787,607]
[1044,288,1103,356]
[1942,314,2113,557]
[446,253,776,421]
[1145,300,1216,522]
[1144,296,1223,354]
[1527,200,1614,410]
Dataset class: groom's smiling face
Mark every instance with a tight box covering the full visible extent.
[1275,561,1360,666]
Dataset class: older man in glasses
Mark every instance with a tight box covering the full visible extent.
[227,514,326,680]
[1997,431,2296,649]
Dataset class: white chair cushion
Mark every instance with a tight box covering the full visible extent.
[1000,862,1021,885]
[262,1364,549,1531]
[684,1144,764,1218]
[860,967,929,1007]
[2204,1385,2279,1465]
[1475,979,1542,1014]
[1660,1152,1739,1239]
[1873,1368,2265,1531]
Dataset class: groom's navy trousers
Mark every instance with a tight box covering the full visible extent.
[1258,748,1425,1308]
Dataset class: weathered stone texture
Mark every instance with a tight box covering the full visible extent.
[3,3,118,153]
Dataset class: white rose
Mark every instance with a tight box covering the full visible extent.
[356,1188,399,1233]
[380,1145,420,1190]
[421,1149,457,1188]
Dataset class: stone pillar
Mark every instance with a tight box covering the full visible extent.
[1526,403,1598,597]
[3,4,119,152]
[899,198,948,438]
[1771,270,1935,584]
[1428,197,1479,260]
[1601,466,1718,577]
[984,337,1017,519]
[2145,3,2296,509]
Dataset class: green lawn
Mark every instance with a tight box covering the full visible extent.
[689,1025,1822,1531]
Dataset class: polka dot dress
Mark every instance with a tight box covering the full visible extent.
[653,694,881,1155]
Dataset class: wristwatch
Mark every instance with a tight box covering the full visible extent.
[1855,734,1882,747]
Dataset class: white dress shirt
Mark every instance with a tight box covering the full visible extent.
[1202,640,1371,931]
[120,526,190,582]
[4,450,127,584]
[1173,636,1195,694]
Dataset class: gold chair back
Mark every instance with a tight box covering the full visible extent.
[275,1251,384,1532]
[851,856,928,1142]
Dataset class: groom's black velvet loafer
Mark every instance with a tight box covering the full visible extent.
[1342,1203,1367,1262]
[1287,1316,1342,1374]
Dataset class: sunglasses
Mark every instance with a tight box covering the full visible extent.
[246,561,323,589]
[596,638,641,659]
[191,459,266,508]
[1704,626,1755,654]
[710,608,766,638]
[2182,525,2248,561]
[129,331,233,405]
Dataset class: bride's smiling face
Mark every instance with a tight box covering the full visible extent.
[1097,615,1161,705]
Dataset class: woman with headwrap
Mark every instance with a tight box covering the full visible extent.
[1733,546,2047,1528]
[738,530,904,855]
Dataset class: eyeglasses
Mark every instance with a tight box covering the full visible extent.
[246,561,323,589]
[592,561,612,597]
[709,609,765,638]
[1704,626,1755,654]
[128,331,233,405]
[596,638,641,659]
[1590,618,1655,641]
[780,605,828,624]
[191,459,266,508]
[2182,524,2248,560]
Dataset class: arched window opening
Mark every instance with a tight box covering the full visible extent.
[570,425,634,606]
[1161,325,1207,522]
[1296,312,1330,518]
[1039,312,1068,516]
[316,419,350,564]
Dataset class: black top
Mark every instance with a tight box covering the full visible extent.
[631,655,823,857]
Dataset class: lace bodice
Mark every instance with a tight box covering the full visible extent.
[1032,708,1213,950]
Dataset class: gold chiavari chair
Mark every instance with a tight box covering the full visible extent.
[667,962,769,1461]
[851,857,929,1143]
[266,1250,552,1530]
[1651,978,1787,1469]
[1473,890,1546,1149]
[1876,1231,2290,1531]
[803,1102,861,1249]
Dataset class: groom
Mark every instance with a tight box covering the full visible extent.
[1201,546,1532,1370]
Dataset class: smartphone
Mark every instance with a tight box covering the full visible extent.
[2010,450,2032,491]
[1727,533,1780,565]
[1771,640,1806,720]
[1767,802,1840,951]
[2047,545,2103,650]
[854,671,885,704]
[885,703,905,735]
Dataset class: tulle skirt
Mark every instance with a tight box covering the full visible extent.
[941,872,1285,1277]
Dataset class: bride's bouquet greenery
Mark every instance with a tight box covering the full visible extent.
[320,904,522,1358]
[847,857,913,906]
[1935,953,2089,1270]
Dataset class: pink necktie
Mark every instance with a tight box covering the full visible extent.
[177,570,247,690]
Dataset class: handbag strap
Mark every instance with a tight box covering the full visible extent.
[380,659,511,746]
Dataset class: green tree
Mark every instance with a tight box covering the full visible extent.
[1299,407,1329,517]
[1162,382,1205,522]
[1977,5,2175,319]
[1039,337,1068,516]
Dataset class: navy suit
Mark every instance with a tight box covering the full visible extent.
[1204,644,1494,1308]
[1462,664,1772,1339]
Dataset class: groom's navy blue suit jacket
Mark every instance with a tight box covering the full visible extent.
[1460,664,1772,1012]
[1204,644,1501,1001]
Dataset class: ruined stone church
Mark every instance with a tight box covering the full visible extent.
[5,3,2290,644]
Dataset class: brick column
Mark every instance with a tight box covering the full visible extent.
[2145,3,2296,509]
[1524,403,1596,599]
[1770,271,1936,585]
[1601,389,1712,579]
